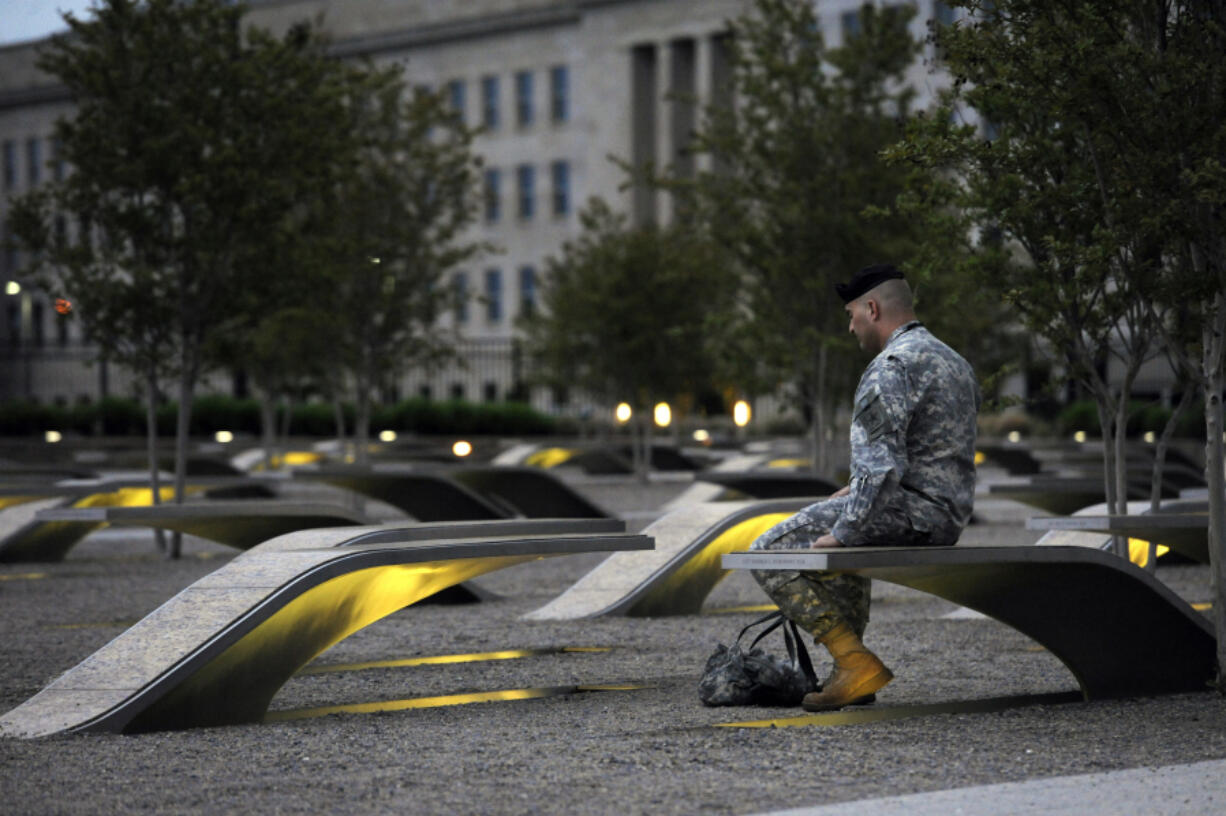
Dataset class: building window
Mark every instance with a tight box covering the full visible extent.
[841,10,861,39]
[551,161,570,216]
[52,137,65,182]
[31,300,45,348]
[517,164,535,219]
[450,383,465,399]
[515,70,534,127]
[484,168,501,222]
[481,75,500,130]
[26,138,40,186]
[447,79,466,123]
[2,141,15,190]
[57,311,70,347]
[483,381,498,402]
[418,384,433,400]
[453,271,469,323]
[485,268,503,322]
[519,265,536,316]
[550,65,569,122]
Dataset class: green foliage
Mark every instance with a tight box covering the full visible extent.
[520,198,733,414]
[0,396,555,437]
[674,0,939,435]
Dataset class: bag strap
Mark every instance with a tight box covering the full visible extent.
[737,610,786,647]
[735,610,819,686]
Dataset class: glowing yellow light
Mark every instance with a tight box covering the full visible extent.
[378,430,397,443]
[615,402,632,423]
[1073,430,1087,443]
[767,458,810,469]
[524,447,576,468]
[1007,431,1021,443]
[974,451,986,466]
[5,281,20,295]
[214,430,234,444]
[44,430,63,443]
[298,646,611,675]
[1127,537,1170,569]
[732,400,751,427]
[1143,431,1155,444]
[654,402,671,428]
[692,429,711,443]
[370,256,381,264]
[452,440,473,457]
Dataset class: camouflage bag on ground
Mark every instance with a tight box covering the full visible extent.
[697,611,819,706]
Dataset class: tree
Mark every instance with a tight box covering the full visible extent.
[7,0,355,555]
[307,70,484,464]
[891,0,1226,686]
[675,0,936,476]
[521,198,733,480]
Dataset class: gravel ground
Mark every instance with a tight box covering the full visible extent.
[2,469,1225,815]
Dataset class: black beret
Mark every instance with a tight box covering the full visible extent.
[835,264,905,304]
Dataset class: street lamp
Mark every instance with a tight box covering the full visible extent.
[615,402,632,423]
[733,399,751,428]
[653,402,671,428]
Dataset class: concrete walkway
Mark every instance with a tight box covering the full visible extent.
[753,758,1226,815]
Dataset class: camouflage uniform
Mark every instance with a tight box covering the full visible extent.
[751,320,980,639]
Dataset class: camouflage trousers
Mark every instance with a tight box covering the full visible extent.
[750,495,933,641]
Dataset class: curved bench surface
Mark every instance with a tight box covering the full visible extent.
[0,518,645,737]
[525,498,810,620]
[293,466,506,521]
[1026,513,1208,563]
[723,546,1216,699]
[451,467,609,519]
[696,470,840,499]
[34,501,371,550]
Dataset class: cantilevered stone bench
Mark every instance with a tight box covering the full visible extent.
[694,470,841,500]
[34,500,371,551]
[723,546,1216,699]
[451,466,609,519]
[986,477,1151,515]
[0,517,648,737]
[292,466,506,521]
[0,478,281,562]
[1027,513,1208,564]
[525,498,809,620]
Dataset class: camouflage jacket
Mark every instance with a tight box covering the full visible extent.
[831,321,980,547]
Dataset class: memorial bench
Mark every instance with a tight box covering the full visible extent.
[34,500,372,550]
[693,470,841,501]
[0,478,281,562]
[0,517,649,737]
[526,498,811,619]
[722,545,1216,700]
[1027,513,1208,564]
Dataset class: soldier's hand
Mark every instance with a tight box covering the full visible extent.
[831,485,850,498]
[811,534,843,548]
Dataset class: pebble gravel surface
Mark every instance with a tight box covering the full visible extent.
[2,467,1224,815]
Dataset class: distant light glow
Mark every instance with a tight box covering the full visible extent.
[379,430,397,443]
[1073,430,1087,443]
[733,400,751,427]
[44,430,62,443]
[615,402,632,423]
[1007,431,1021,443]
[214,430,234,443]
[653,402,671,428]
[1143,431,1155,444]
[452,440,473,457]
[692,429,711,443]
[5,281,19,295]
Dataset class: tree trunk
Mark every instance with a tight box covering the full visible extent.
[1203,292,1226,692]
[814,344,829,476]
[354,381,371,467]
[1146,386,1197,571]
[169,368,194,560]
[332,396,347,461]
[259,394,277,471]
[1093,396,1126,558]
[144,369,168,555]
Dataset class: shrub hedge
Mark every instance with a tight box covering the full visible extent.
[0,395,558,437]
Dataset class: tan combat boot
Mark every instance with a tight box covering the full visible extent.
[802,622,893,712]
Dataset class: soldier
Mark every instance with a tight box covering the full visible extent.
[750,263,980,711]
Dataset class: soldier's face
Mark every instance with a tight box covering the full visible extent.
[846,298,879,353]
